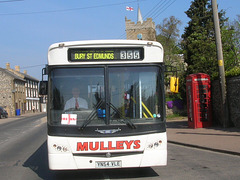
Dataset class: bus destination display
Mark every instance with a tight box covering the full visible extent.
[68,48,143,61]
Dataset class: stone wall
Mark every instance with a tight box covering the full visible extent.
[0,70,14,116]
[212,76,240,127]
[226,76,240,127]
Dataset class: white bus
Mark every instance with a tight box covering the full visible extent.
[40,40,167,170]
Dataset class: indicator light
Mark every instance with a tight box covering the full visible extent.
[59,43,65,47]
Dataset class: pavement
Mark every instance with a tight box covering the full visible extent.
[1,113,240,156]
[167,117,240,156]
[0,112,46,125]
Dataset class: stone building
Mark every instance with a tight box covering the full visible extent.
[0,67,26,117]
[0,63,39,117]
[125,7,156,41]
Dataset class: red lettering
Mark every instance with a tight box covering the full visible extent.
[77,140,141,151]
[89,142,99,151]
[108,141,116,150]
[116,141,124,149]
[77,142,88,151]
[133,140,141,149]
[125,140,134,149]
[100,141,108,150]
[68,114,71,124]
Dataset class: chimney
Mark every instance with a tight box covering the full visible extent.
[24,70,27,74]
[6,63,10,70]
[15,65,20,72]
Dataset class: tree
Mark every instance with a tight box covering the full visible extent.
[232,15,240,51]
[181,0,238,77]
[221,25,240,71]
[227,15,240,68]
[183,0,219,76]
[156,16,183,69]
[179,0,228,101]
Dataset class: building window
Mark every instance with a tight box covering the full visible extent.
[26,101,28,111]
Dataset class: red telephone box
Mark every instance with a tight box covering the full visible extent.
[186,73,212,128]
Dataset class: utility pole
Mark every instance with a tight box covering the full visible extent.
[211,0,229,127]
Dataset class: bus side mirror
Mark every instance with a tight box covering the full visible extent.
[39,81,48,95]
[170,77,179,93]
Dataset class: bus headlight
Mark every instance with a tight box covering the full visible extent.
[154,142,159,148]
[53,144,69,152]
[147,140,163,149]
[148,144,153,149]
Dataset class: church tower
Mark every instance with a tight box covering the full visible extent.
[125,6,156,41]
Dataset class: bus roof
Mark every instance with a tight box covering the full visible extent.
[48,40,164,65]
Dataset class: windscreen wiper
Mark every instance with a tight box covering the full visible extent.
[80,99,104,130]
[80,100,136,130]
[108,102,136,129]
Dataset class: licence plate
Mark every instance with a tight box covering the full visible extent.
[95,161,122,168]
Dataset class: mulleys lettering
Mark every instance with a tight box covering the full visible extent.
[77,140,141,151]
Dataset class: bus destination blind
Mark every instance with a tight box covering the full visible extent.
[68,48,144,61]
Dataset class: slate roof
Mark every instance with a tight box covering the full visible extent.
[0,67,39,82]
[19,71,39,82]
[0,67,26,82]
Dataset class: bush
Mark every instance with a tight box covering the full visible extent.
[166,92,182,101]
[212,66,240,80]
[226,66,240,77]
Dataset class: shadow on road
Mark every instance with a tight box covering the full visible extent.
[23,141,55,179]
[23,141,159,180]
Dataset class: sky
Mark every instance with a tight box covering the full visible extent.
[0,0,239,80]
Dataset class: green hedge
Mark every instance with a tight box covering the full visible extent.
[225,66,240,77]
[212,66,240,80]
